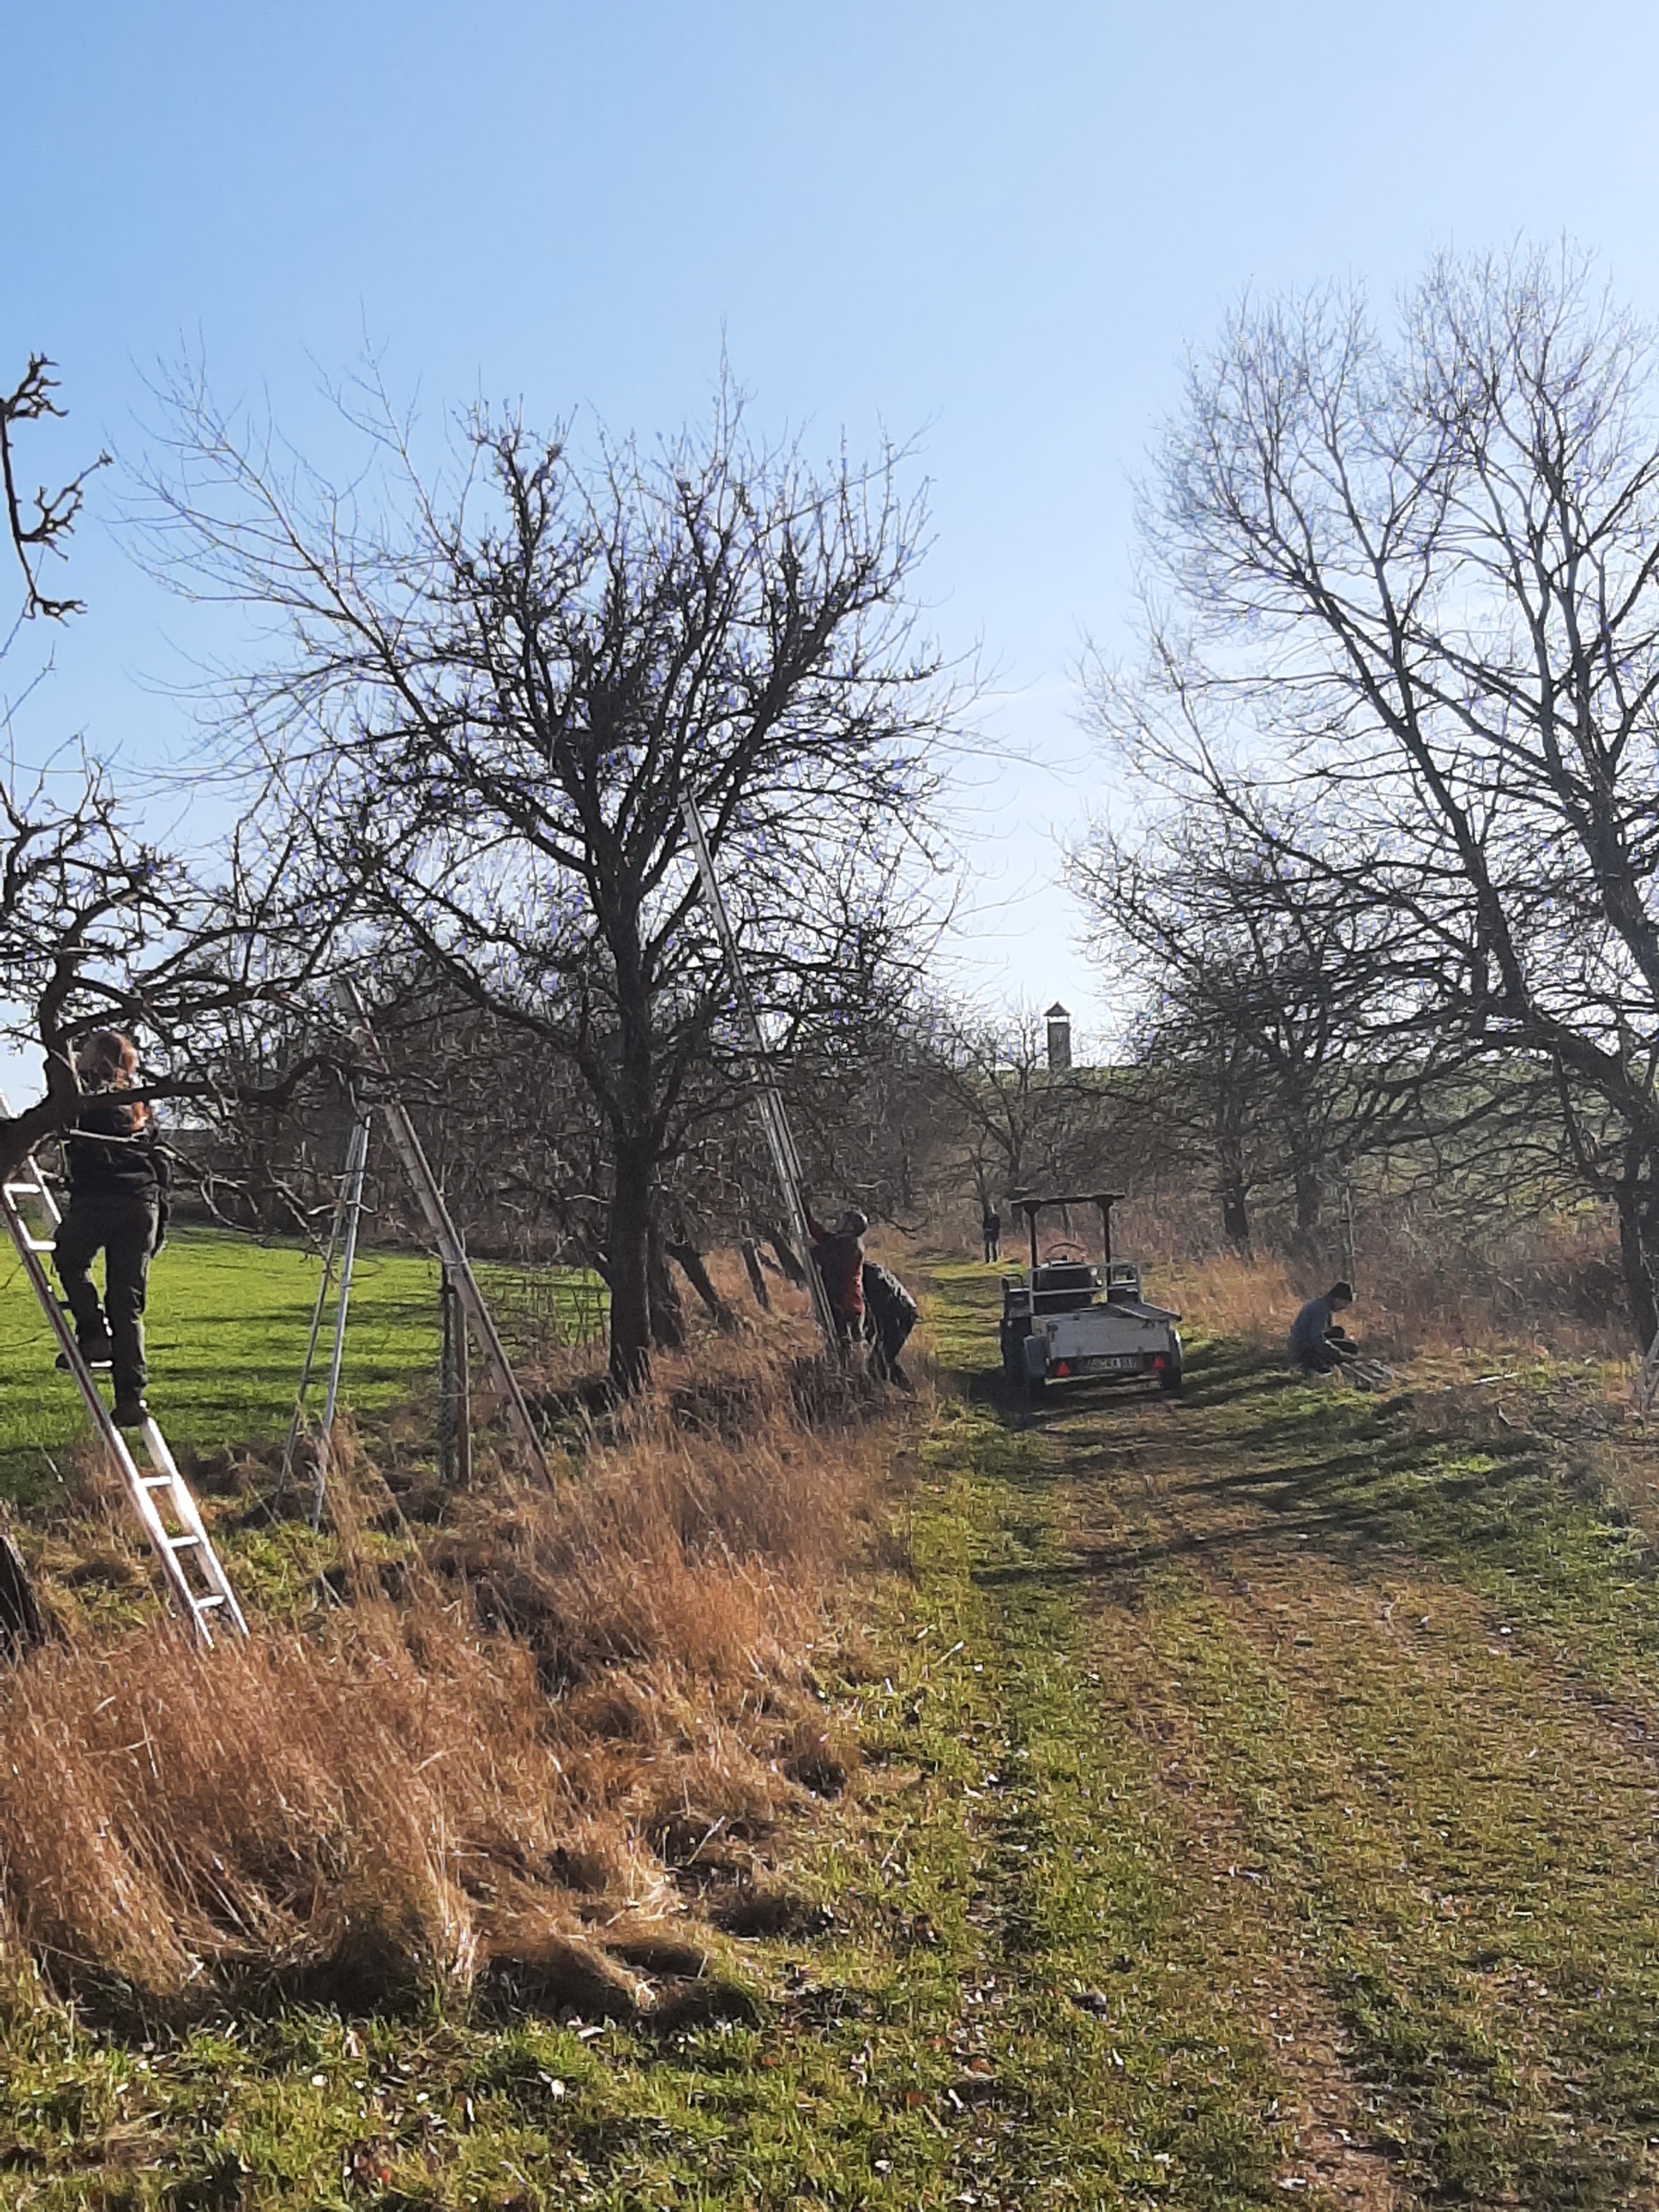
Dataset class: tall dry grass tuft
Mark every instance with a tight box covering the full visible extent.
[444,1334,885,1682]
[0,1307,899,2014]
[1155,1247,1304,1350]
[0,1603,537,2002]
[1122,1196,1636,1364]
[1340,1202,1632,1360]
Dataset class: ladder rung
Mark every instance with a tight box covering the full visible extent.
[0,1113,251,1643]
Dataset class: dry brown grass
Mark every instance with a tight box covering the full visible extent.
[1156,1247,1304,1349]
[1111,1195,1638,1367]
[0,1305,901,2018]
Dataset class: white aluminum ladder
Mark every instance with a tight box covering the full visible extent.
[278,1105,373,1529]
[0,1103,248,1647]
[680,797,840,1356]
[334,981,554,1489]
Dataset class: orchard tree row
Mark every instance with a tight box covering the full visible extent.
[8,243,1659,1363]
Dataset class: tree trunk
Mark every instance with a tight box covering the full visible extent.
[606,917,663,1390]
[666,1238,733,1327]
[1616,1178,1659,1352]
[0,1523,48,1661]
[741,1238,772,1310]
[607,1143,654,1390]
[0,1058,82,1187]
[437,1267,472,1487]
[762,1220,809,1286]
[1217,1134,1251,1255]
[1292,1155,1321,1237]
[647,1216,687,1349]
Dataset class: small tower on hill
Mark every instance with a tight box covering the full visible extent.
[1046,1001,1072,1072]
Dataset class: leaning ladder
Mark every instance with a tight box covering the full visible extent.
[0,1103,248,1647]
[334,979,555,1489]
[278,1103,373,1528]
[680,798,840,1354]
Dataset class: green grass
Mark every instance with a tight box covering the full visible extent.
[0,1227,442,1505]
[0,1228,607,1511]
[923,1258,1659,2204]
[0,1332,1292,2209]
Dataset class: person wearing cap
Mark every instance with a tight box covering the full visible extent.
[1289,1280,1357,1374]
[801,1195,868,1349]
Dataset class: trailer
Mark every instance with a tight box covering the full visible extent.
[999,1192,1183,1402]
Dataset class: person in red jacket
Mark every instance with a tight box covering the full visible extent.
[801,1196,868,1349]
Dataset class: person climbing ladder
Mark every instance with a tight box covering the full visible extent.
[53,1030,170,1427]
[800,1192,868,1354]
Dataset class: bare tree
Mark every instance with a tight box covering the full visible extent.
[143,372,958,1386]
[934,1006,1051,1214]
[1072,794,1418,1249]
[930,1002,1121,1218]
[1,355,108,625]
[1094,245,1659,1344]
[0,362,182,1174]
[0,360,338,1186]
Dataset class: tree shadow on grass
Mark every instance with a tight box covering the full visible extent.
[962,1334,1659,1640]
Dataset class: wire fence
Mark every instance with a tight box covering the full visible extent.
[472,1262,609,1351]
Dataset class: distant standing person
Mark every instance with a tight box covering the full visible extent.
[982,1206,1001,1264]
[801,1195,868,1351]
[53,1031,170,1427]
[1289,1281,1357,1375]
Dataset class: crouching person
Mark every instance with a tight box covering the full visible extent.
[54,1030,170,1427]
[862,1262,919,1391]
[1288,1280,1357,1376]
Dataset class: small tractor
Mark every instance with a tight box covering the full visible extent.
[999,1192,1183,1402]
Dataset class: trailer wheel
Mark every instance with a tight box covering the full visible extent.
[1026,1370,1048,1403]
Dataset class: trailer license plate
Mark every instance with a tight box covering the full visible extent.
[1080,1354,1141,1373]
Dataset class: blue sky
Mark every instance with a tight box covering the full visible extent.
[8,0,1659,1066]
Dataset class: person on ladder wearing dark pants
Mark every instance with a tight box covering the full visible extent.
[53,1030,170,1427]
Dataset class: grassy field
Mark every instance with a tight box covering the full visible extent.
[4,1249,1659,2205]
[0,1226,607,1511]
[0,1226,442,1505]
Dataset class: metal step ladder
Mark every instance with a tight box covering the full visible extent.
[0,1102,248,1646]
[278,1103,372,1529]
[334,981,554,1489]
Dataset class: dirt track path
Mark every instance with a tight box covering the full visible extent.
[931,1264,1659,2209]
